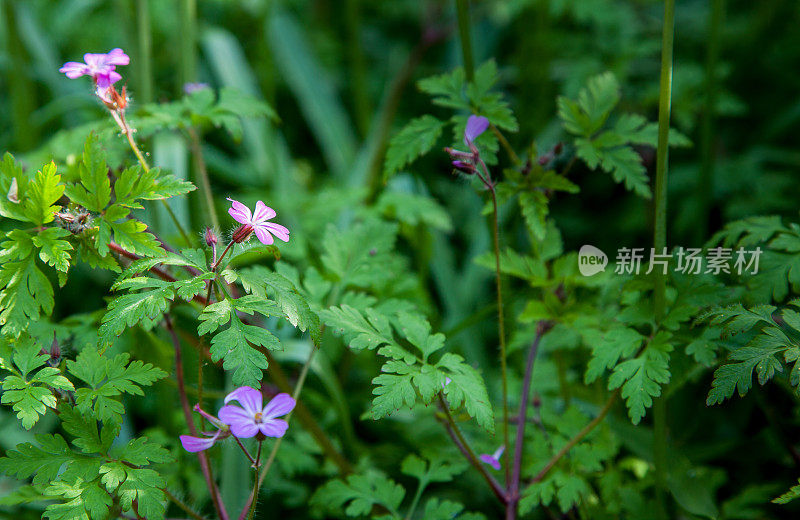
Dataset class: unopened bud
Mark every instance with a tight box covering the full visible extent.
[452,160,476,175]
[204,227,219,246]
[232,224,253,243]
[48,333,61,367]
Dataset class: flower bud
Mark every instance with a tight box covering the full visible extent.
[452,160,476,175]
[231,224,253,243]
[204,227,219,246]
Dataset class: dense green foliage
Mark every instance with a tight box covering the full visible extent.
[2,0,800,519]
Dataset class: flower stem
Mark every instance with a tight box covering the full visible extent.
[454,0,475,81]
[489,183,510,486]
[188,127,219,230]
[437,393,507,503]
[164,314,229,520]
[525,390,619,488]
[241,347,319,519]
[243,441,263,520]
[506,322,552,520]
[205,240,236,305]
[653,0,676,516]
[233,436,257,466]
[163,488,207,520]
[115,111,193,247]
[136,0,153,104]
[179,0,197,88]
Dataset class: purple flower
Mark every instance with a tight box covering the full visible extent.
[479,445,505,471]
[463,115,489,146]
[227,198,290,246]
[180,429,222,453]
[59,48,129,86]
[218,386,296,438]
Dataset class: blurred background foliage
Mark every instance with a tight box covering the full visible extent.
[2,0,800,518]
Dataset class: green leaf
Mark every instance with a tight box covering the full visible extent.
[373,191,453,231]
[106,217,165,257]
[238,266,321,342]
[467,60,518,132]
[0,152,29,221]
[44,479,112,520]
[98,278,175,347]
[311,470,405,517]
[67,349,167,424]
[320,304,397,352]
[114,165,195,207]
[558,72,620,136]
[24,162,65,227]
[401,452,467,484]
[608,334,672,424]
[437,353,495,432]
[65,135,111,212]
[33,227,73,274]
[584,326,644,384]
[0,230,54,337]
[774,479,800,504]
[199,299,279,388]
[383,115,445,180]
[0,434,73,485]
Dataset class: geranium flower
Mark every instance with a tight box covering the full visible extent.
[227,198,290,246]
[445,115,490,176]
[59,48,129,86]
[479,445,505,471]
[218,386,296,438]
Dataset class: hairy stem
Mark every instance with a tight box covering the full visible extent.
[527,391,619,487]
[437,394,507,503]
[240,348,319,518]
[506,322,551,520]
[115,111,193,246]
[653,0,676,516]
[163,488,207,520]
[164,314,229,520]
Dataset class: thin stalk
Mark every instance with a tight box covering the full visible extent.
[404,481,426,520]
[652,0,676,516]
[115,111,193,246]
[164,315,229,520]
[137,0,154,104]
[454,0,475,81]
[243,441,263,520]
[205,240,236,305]
[437,394,507,503]
[697,0,724,242]
[163,488,207,520]
[345,0,370,137]
[240,347,319,518]
[490,124,521,165]
[490,185,510,485]
[526,391,619,487]
[188,127,219,229]
[233,436,257,466]
[179,0,197,88]
[507,322,551,520]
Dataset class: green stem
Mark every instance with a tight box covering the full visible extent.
[653,0,677,516]
[188,127,220,229]
[454,0,475,81]
[137,0,154,104]
[163,488,207,520]
[404,480,426,520]
[3,0,37,151]
[345,0,370,137]
[179,0,197,88]
[489,185,510,486]
[697,0,724,242]
[241,347,319,518]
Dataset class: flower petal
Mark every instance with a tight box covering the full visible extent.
[261,223,290,242]
[252,201,276,223]
[224,386,263,415]
[227,197,252,225]
[258,419,289,438]
[218,405,259,438]
[105,48,130,66]
[262,393,296,419]
[464,115,490,145]
[180,433,218,452]
[253,226,274,246]
[479,454,502,471]
[59,62,88,78]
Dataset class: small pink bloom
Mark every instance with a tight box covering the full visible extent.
[479,445,505,471]
[59,48,129,86]
[463,115,490,146]
[218,386,296,438]
[227,198,290,246]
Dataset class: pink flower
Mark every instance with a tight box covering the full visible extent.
[218,387,296,438]
[59,48,129,86]
[479,445,505,471]
[227,198,290,246]
[463,115,490,146]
